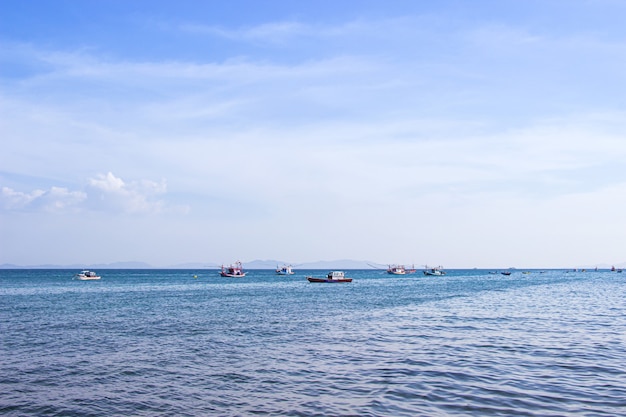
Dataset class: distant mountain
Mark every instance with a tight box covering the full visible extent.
[167,259,385,270]
[243,259,286,269]
[92,261,154,269]
[0,261,153,269]
[240,259,384,269]
[296,259,384,269]
[4,259,623,270]
[0,259,384,270]
[0,263,86,269]
[165,262,215,269]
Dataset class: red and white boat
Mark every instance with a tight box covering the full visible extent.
[307,271,352,283]
[220,261,246,277]
[387,264,417,275]
[387,265,406,275]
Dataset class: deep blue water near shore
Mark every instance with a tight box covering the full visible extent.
[1,269,625,416]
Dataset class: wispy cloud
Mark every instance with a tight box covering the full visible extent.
[181,21,311,44]
[1,173,187,215]
[1,186,86,213]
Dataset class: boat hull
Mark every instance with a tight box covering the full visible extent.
[307,277,352,283]
[76,276,101,280]
[423,269,445,276]
[220,273,246,278]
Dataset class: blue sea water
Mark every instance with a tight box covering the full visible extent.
[1,269,625,416]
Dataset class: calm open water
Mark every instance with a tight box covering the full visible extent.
[1,269,625,416]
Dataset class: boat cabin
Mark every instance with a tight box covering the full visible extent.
[327,271,345,280]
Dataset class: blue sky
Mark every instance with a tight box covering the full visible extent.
[2,0,626,268]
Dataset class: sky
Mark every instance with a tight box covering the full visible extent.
[1,0,626,268]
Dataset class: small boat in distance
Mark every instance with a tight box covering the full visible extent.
[75,270,101,280]
[387,264,417,275]
[276,265,295,275]
[387,265,406,275]
[220,261,246,277]
[307,271,352,283]
[501,271,512,276]
[423,265,445,276]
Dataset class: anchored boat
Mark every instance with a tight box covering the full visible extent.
[75,270,101,280]
[307,271,352,283]
[276,265,295,275]
[423,265,446,276]
[220,261,246,277]
[387,264,417,275]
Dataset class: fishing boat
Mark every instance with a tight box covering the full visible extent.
[75,270,101,280]
[220,261,246,277]
[386,264,417,275]
[276,265,295,275]
[501,271,512,276]
[387,264,406,275]
[307,271,352,283]
[423,265,445,276]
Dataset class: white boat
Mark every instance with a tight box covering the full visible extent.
[220,261,246,277]
[75,270,101,280]
[423,265,445,276]
[276,265,295,275]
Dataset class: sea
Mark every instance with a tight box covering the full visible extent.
[1,268,625,416]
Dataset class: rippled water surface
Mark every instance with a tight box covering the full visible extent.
[1,269,625,416]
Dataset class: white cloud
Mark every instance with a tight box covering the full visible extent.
[1,173,186,215]
[1,187,46,210]
[88,172,125,192]
[1,186,86,212]
[181,21,311,44]
[178,16,445,49]
[84,172,179,214]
